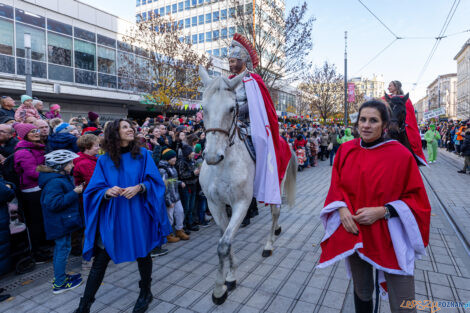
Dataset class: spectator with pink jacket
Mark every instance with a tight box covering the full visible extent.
[45,104,62,119]
[14,95,40,123]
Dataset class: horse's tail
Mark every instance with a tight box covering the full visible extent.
[284,149,297,208]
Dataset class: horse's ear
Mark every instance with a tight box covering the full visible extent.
[198,66,212,87]
[403,93,409,102]
[224,71,245,91]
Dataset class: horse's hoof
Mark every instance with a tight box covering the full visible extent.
[225,280,237,291]
[275,226,282,236]
[262,250,273,258]
[212,290,228,305]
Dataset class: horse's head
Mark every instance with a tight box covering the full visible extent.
[384,93,408,139]
[199,66,244,165]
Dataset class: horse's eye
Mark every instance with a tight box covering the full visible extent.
[229,107,235,113]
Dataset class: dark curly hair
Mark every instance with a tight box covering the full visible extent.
[102,119,141,168]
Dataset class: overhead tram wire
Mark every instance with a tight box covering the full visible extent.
[356,0,401,39]
[355,39,397,75]
[413,0,461,89]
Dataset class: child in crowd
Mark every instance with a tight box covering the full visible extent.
[38,149,83,294]
[158,149,189,242]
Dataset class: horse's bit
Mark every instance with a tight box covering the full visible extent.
[205,103,244,147]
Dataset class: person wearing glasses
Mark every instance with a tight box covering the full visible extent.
[13,123,50,263]
[0,96,16,119]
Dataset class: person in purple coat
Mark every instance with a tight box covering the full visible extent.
[13,123,50,263]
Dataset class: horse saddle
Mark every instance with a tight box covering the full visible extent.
[238,122,256,162]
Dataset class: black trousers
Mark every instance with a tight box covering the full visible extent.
[21,191,46,254]
[81,247,152,303]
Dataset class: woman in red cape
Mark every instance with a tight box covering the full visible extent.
[318,100,431,313]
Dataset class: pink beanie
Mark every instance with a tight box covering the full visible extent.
[50,104,60,111]
[13,123,38,139]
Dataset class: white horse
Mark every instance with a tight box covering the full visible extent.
[198,67,297,305]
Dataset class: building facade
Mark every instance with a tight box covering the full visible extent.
[426,73,457,120]
[348,74,385,99]
[454,39,470,120]
[415,96,428,122]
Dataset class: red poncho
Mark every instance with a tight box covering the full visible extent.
[318,139,431,277]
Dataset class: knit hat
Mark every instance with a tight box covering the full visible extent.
[50,104,60,111]
[13,123,37,139]
[88,111,99,121]
[54,123,75,134]
[21,95,32,104]
[162,149,177,161]
[181,144,194,158]
[194,143,202,154]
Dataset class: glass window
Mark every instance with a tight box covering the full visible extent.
[118,41,133,53]
[136,14,141,22]
[16,23,46,61]
[0,4,13,19]
[166,5,170,15]
[221,47,227,57]
[178,20,183,29]
[142,0,146,4]
[199,33,204,43]
[75,69,96,85]
[192,0,197,6]
[0,55,14,74]
[15,9,45,28]
[98,73,117,88]
[205,13,211,23]
[198,0,203,4]
[142,12,147,20]
[97,34,116,48]
[213,30,219,40]
[98,46,116,74]
[172,4,177,13]
[148,0,152,3]
[47,18,72,36]
[148,11,152,19]
[192,16,197,26]
[213,11,219,22]
[198,15,204,25]
[160,7,164,15]
[185,36,190,43]
[229,27,235,37]
[135,56,149,80]
[135,47,148,57]
[118,51,134,77]
[16,59,47,78]
[205,0,211,3]
[48,32,72,66]
[74,27,95,42]
[229,7,235,17]
[153,9,158,17]
[206,50,211,55]
[178,2,184,11]
[48,64,73,82]
[118,77,134,90]
[185,18,190,28]
[213,49,219,57]
[74,39,95,71]
[185,0,190,10]
[206,32,212,42]
[192,34,197,44]
[0,18,14,55]
[221,27,227,39]
[136,0,141,6]
[221,9,227,20]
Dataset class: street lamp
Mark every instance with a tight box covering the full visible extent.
[24,33,32,96]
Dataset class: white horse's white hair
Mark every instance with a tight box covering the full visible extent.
[198,66,297,305]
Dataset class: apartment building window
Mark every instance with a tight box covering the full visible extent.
[221,27,227,39]
[160,7,164,15]
[205,13,211,23]
[192,34,197,44]
[47,32,72,66]
[221,9,227,20]
[178,20,183,29]
[185,18,190,28]
[192,16,197,26]
[213,30,219,41]
[166,5,170,14]
[16,23,46,61]
[147,0,152,3]
[213,49,219,57]
[192,0,197,6]
[185,0,190,10]
[142,0,146,4]
[178,2,184,11]
[199,33,204,43]
[198,0,204,4]
[229,27,235,37]
[142,12,147,20]
[221,47,227,57]
[198,15,204,25]
[213,11,219,22]
[172,4,177,13]
[74,39,95,71]
[229,7,235,18]
[206,31,212,42]
[206,50,211,55]
[154,9,159,17]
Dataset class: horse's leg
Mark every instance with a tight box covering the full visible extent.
[225,245,237,291]
[262,204,281,257]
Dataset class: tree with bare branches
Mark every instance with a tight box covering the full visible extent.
[227,0,314,90]
[299,62,344,124]
[122,14,210,107]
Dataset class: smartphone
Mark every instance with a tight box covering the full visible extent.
[149,134,155,139]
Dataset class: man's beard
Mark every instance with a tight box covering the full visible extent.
[230,60,244,74]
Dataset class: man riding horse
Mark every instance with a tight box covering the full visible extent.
[227,33,292,205]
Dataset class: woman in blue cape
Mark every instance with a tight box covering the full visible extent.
[75,119,171,313]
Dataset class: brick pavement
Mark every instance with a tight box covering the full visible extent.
[1,153,470,313]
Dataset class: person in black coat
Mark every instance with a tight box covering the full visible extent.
[176,144,199,231]
[0,176,15,279]
[458,123,470,174]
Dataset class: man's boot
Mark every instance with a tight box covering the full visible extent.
[175,229,190,240]
[166,234,180,243]
[353,292,373,313]
[133,280,153,313]
[74,297,94,313]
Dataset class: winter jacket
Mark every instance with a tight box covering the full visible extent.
[339,128,354,144]
[73,152,98,189]
[14,104,40,122]
[158,160,183,206]
[424,129,440,144]
[38,166,83,240]
[456,126,465,141]
[45,110,62,120]
[0,177,15,275]
[294,139,306,150]
[0,137,19,158]
[47,133,79,153]
[0,137,20,185]
[0,108,15,119]
[14,140,45,190]
[320,134,329,147]
[328,132,339,146]
[152,145,163,166]
[176,157,198,186]
[461,130,470,156]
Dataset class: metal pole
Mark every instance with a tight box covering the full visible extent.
[344,31,348,126]
[24,33,32,97]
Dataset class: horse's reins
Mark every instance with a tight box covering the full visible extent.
[205,103,241,147]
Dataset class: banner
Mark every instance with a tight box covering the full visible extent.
[347,83,355,103]
[350,112,359,123]
[423,107,446,120]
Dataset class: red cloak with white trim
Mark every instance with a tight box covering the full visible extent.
[318,139,431,277]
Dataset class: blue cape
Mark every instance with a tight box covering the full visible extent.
[83,147,171,263]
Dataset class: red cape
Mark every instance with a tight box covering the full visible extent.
[319,139,431,271]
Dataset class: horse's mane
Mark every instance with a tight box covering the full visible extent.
[203,77,230,99]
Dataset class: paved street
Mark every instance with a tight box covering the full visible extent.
[1,149,470,313]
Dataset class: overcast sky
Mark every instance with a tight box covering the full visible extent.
[82,0,470,102]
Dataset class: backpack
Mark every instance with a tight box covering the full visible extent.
[1,147,32,187]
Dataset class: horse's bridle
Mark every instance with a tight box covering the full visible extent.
[389,102,407,134]
[205,103,241,147]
